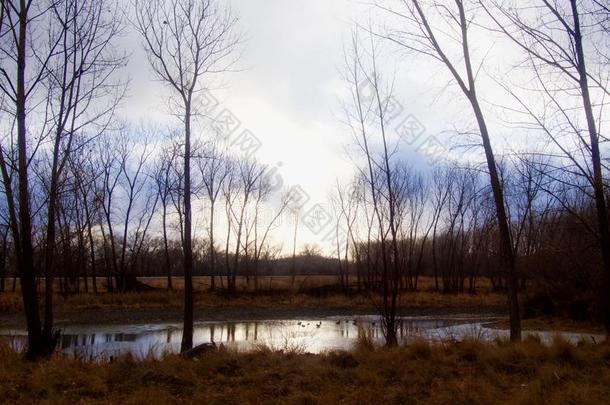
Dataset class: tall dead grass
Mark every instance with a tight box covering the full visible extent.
[0,338,608,404]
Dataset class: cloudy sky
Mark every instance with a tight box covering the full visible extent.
[122,0,522,253]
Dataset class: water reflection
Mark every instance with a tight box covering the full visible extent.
[1,315,604,359]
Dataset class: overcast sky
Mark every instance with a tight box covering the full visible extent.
[121,0,527,253]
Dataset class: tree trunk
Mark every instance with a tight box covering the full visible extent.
[469,98,521,340]
[162,203,173,290]
[456,1,521,341]
[43,164,59,339]
[209,201,215,291]
[15,0,48,358]
[181,105,194,353]
[86,217,97,294]
[570,0,610,337]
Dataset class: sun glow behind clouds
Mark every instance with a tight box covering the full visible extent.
[119,0,534,254]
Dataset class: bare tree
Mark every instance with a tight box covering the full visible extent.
[40,0,126,340]
[222,163,236,291]
[116,129,154,290]
[343,30,402,345]
[290,207,300,291]
[153,142,180,290]
[480,0,610,336]
[249,175,289,291]
[97,135,121,290]
[135,0,240,352]
[332,179,359,291]
[68,143,104,294]
[396,165,431,291]
[377,0,521,340]
[0,0,59,358]
[197,142,229,291]
[94,128,155,291]
[0,0,126,356]
[226,158,264,292]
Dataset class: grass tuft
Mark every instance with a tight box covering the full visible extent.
[1,338,610,404]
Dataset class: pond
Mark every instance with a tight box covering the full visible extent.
[1,315,604,359]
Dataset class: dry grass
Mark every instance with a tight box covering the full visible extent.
[0,288,505,315]
[0,338,609,404]
[0,276,505,315]
[2,275,366,293]
[140,275,496,293]
[0,275,497,293]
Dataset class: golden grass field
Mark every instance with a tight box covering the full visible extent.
[1,337,609,404]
